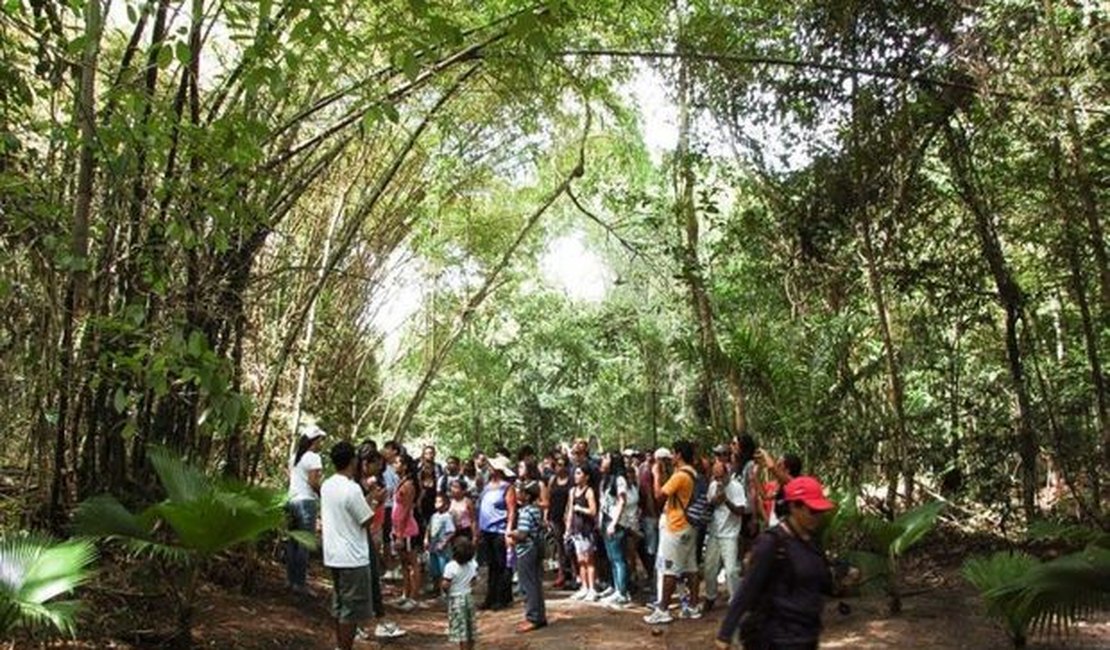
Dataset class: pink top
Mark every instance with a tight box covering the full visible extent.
[450,496,473,531]
[391,479,420,539]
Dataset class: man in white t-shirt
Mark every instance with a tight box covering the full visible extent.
[702,446,746,610]
[321,441,376,650]
[286,425,325,596]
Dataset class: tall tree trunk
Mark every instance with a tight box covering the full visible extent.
[859,218,912,511]
[945,123,1038,520]
[51,0,103,524]
[673,41,746,436]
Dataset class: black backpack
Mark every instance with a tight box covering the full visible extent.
[676,467,712,529]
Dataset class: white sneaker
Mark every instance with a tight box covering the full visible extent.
[643,608,674,625]
[569,587,589,601]
[375,622,407,638]
[584,589,599,602]
[609,594,631,607]
[600,591,622,604]
[395,598,416,612]
[598,586,615,598]
[680,603,703,619]
[355,627,371,641]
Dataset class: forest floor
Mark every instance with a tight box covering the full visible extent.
[24,536,1110,650]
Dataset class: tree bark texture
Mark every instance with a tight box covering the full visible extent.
[673,45,746,437]
[51,0,102,524]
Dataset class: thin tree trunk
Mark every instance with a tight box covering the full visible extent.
[859,218,912,511]
[945,123,1038,520]
[51,0,102,524]
[289,193,343,457]
[673,39,746,436]
[393,152,586,442]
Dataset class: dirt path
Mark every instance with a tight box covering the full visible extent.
[48,559,1109,649]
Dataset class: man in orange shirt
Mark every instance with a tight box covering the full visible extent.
[643,439,701,625]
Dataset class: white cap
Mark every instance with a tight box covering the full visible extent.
[488,455,516,478]
[303,424,327,441]
[653,447,672,460]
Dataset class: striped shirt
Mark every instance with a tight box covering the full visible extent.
[515,504,544,555]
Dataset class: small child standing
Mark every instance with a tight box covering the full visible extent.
[427,493,456,595]
[510,480,547,632]
[442,538,478,650]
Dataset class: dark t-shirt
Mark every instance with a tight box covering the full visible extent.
[717,525,832,644]
[548,475,571,526]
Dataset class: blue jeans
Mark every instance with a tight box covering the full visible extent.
[517,544,546,624]
[602,526,628,596]
[428,549,451,581]
[286,498,317,589]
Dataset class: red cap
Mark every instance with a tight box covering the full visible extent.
[783,476,835,512]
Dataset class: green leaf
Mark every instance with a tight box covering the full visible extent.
[156,44,173,69]
[112,388,128,413]
[175,41,191,65]
[890,501,944,557]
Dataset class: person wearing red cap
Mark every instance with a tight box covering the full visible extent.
[715,476,836,650]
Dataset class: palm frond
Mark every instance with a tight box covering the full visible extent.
[0,534,97,638]
[891,501,944,557]
[73,495,155,541]
[1001,545,1110,638]
[963,550,1038,645]
[1026,520,1110,549]
[147,446,210,504]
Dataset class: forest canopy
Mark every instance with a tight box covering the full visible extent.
[0,0,1106,532]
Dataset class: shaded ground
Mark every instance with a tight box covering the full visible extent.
[22,545,1110,649]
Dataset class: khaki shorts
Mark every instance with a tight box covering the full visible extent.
[331,566,372,623]
[658,525,697,576]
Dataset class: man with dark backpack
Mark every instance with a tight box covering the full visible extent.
[715,476,836,650]
[643,439,703,625]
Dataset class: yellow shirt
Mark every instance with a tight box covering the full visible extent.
[661,466,694,533]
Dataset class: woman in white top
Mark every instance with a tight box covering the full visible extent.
[287,426,325,596]
[599,452,631,605]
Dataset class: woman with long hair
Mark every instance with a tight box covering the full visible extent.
[417,461,439,548]
[547,455,573,589]
[391,453,423,611]
[621,457,644,592]
[477,456,516,610]
[599,452,631,605]
[286,426,325,597]
[565,464,598,601]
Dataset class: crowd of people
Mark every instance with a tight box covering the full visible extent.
[286,426,839,650]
